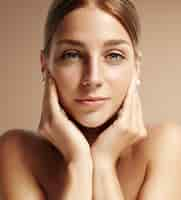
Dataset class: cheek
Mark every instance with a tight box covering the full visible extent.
[53,68,79,90]
[109,69,132,101]
[52,71,80,106]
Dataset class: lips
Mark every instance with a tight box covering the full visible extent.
[75,96,110,109]
[76,97,110,101]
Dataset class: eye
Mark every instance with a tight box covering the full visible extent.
[106,52,125,62]
[61,50,82,61]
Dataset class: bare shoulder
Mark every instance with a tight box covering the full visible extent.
[141,122,181,162]
[0,129,65,179]
[131,121,181,172]
[135,122,181,199]
[0,128,61,159]
[0,129,52,199]
[0,129,41,166]
[0,129,66,199]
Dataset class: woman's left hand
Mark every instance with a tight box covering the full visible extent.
[91,75,147,167]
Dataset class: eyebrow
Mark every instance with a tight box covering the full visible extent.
[56,39,131,48]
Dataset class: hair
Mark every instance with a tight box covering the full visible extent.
[43,0,141,58]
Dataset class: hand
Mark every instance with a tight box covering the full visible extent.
[91,75,147,167]
[37,70,91,163]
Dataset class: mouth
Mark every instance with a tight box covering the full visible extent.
[76,96,110,101]
[75,99,109,107]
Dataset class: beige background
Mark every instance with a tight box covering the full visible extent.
[0,1,181,135]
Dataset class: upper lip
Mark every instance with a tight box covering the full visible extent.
[76,96,110,101]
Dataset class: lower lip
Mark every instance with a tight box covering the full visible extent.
[76,99,108,107]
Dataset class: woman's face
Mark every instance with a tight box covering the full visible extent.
[41,6,139,128]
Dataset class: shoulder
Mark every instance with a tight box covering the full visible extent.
[0,129,67,199]
[142,122,181,161]
[0,128,61,154]
[0,129,50,159]
[0,129,49,199]
[135,122,181,199]
[0,129,64,175]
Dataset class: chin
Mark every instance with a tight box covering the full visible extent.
[72,112,108,127]
[78,118,106,128]
[67,110,119,131]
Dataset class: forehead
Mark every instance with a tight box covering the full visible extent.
[54,7,132,47]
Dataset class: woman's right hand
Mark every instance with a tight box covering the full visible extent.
[37,70,91,164]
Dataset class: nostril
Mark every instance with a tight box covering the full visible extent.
[80,79,103,88]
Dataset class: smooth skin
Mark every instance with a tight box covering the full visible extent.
[1,5,181,200]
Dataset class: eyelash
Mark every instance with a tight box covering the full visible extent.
[61,51,82,60]
[60,50,126,63]
[106,52,126,61]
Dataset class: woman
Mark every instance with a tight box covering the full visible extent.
[1,0,181,199]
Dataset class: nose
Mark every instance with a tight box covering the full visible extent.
[80,56,103,89]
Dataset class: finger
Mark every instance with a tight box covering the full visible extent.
[118,75,137,123]
[40,74,90,159]
[92,77,138,161]
[47,73,89,145]
[95,78,136,149]
[135,88,147,137]
[130,80,138,131]
[47,74,63,118]
[38,72,50,132]
[105,77,137,146]
[38,70,62,132]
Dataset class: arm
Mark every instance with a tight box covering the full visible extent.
[137,123,181,200]
[37,71,93,199]
[93,159,125,200]
[65,160,92,200]
[0,131,92,200]
[0,132,45,200]
[91,76,145,200]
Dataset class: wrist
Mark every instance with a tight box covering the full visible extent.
[93,155,115,171]
[63,157,92,200]
[91,150,115,169]
[68,157,93,175]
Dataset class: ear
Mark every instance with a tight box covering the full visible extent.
[135,50,142,81]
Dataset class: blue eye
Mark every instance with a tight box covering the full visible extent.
[106,53,125,62]
[62,51,81,60]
